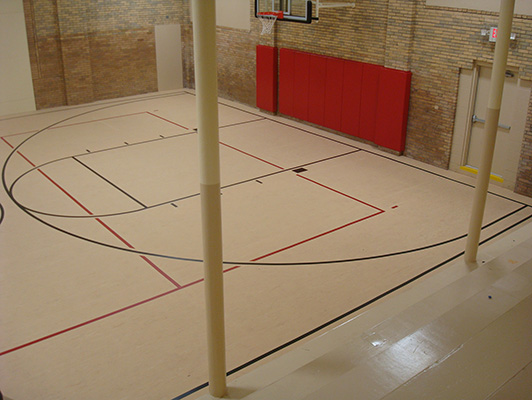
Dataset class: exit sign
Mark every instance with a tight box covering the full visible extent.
[481,27,517,42]
[489,27,498,42]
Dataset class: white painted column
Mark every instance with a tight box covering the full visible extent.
[191,0,227,397]
[465,0,515,263]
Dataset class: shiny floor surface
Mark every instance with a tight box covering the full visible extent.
[1,90,531,399]
[197,222,532,400]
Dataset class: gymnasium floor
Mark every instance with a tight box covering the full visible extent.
[1,89,531,399]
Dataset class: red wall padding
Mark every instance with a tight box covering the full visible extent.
[276,48,412,153]
[256,45,278,112]
[375,68,412,152]
[279,48,294,116]
[293,51,311,121]
[256,45,278,113]
[341,60,363,136]
[308,55,327,126]
[324,57,344,132]
[359,63,382,142]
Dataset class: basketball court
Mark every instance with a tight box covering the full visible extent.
[1,89,531,399]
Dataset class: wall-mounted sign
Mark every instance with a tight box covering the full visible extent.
[489,27,498,42]
[480,28,517,42]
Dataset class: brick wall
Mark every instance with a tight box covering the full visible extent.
[384,0,417,71]
[21,0,532,196]
[216,27,258,104]
[182,4,261,105]
[273,0,388,65]
[406,5,532,170]
[23,0,174,106]
[61,35,94,104]
[90,30,157,101]
[23,0,66,108]
[516,90,532,196]
[205,0,532,195]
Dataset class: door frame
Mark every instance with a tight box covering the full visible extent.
[458,64,480,168]
[451,62,522,187]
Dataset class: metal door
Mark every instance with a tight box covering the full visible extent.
[465,66,529,187]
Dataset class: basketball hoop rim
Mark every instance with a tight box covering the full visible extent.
[257,11,284,20]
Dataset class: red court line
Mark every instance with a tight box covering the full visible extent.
[0,205,382,357]
[17,151,36,167]
[175,265,241,291]
[220,141,284,170]
[0,265,242,356]
[146,111,189,130]
[252,210,384,262]
[1,136,14,148]
[1,111,154,137]
[246,171,386,261]
[93,218,180,287]
[297,174,385,212]
[39,169,94,215]
[1,111,155,139]
[0,288,180,357]
[1,129,39,138]
[139,255,182,288]
[1,137,179,288]
[95,217,133,247]
[49,111,147,129]
[0,136,386,358]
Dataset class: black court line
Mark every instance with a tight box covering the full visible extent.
[3,119,530,267]
[12,148,361,219]
[0,202,4,225]
[1,129,40,139]
[3,92,532,399]
[272,119,530,207]
[146,111,189,130]
[75,130,197,158]
[219,99,363,151]
[219,149,361,192]
[50,112,147,131]
[8,127,361,219]
[232,205,529,266]
[5,188,528,269]
[6,90,527,209]
[6,115,265,188]
[216,117,267,130]
[72,157,148,209]
[5,129,198,217]
[172,210,532,400]
[217,95,531,208]
[1,96,192,169]
[3,91,531,266]
[0,91,188,122]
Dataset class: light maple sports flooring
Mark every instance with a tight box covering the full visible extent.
[196,223,532,400]
[1,90,531,400]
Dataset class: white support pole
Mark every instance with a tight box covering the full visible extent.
[464,0,515,263]
[191,0,227,397]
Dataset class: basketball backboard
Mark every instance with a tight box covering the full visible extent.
[255,0,314,23]
[255,0,356,23]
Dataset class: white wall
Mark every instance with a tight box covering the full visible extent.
[0,0,36,116]
[426,0,532,16]
[216,0,251,30]
[189,0,250,30]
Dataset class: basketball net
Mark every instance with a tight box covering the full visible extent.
[257,11,283,35]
